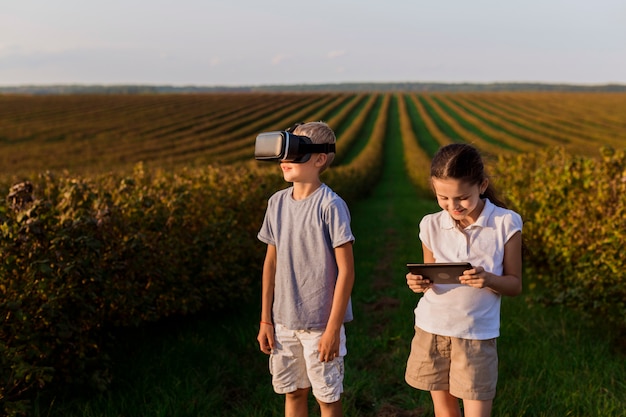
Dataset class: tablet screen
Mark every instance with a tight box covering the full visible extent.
[406,262,472,284]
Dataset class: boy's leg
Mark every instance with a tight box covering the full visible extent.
[300,326,347,407]
[317,398,343,417]
[430,391,461,417]
[285,387,310,417]
[271,325,311,400]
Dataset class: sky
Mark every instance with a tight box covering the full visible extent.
[1,0,625,87]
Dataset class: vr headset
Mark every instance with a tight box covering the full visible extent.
[254,124,336,163]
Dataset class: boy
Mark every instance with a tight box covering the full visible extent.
[256,121,355,417]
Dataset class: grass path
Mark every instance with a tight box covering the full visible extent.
[37,122,626,416]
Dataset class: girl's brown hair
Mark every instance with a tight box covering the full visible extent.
[430,143,508,209]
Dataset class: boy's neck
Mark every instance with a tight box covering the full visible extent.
[291,180,322,200]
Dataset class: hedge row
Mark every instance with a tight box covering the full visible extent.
[397,94,432,195]
[491,146,626,329]
[0,106,390,415]
[0,163,284,415]
[324,94,390,201]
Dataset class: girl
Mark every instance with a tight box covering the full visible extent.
[405,143,523,417]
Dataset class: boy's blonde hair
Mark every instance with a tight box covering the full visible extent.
[292,121,336,172]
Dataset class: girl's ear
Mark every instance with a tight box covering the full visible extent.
[480,178,489,195]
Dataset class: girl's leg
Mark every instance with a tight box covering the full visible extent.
[317,399,343,417]
[431,391,462,417]
[285,387,310,417]
[462,399,493,417]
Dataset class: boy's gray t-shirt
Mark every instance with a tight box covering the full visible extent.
[258,183,355,330]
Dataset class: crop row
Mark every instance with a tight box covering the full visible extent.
[3,92,626,179]
[0,94,325,174]
[451,93,626,153]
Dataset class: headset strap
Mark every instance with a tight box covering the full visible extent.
[286,122,304,133]
[299,143,336,154]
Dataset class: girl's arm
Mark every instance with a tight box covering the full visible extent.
[318,241,355,362]
[461,231,523,296]
[257,244,277,354]
[422,243,435,263]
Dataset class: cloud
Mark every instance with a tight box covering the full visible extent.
[327,50,346,59]
[271,54,287,65]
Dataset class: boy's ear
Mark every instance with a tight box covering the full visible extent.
[314,153,328,167]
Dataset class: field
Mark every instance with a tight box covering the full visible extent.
[2,91,626,416]
[2,92,626,178]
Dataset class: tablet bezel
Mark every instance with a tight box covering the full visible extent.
[406,262,472,284]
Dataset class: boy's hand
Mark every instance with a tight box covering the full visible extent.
[257,323,275,354]
[318,328,340,362]
[406,272,432,293]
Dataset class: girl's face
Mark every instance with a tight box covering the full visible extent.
[431,177,488,227]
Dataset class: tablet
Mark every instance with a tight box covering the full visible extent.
[406,262,472,284]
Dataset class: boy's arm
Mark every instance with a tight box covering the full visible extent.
[318,241,354,362]
[257,244,276,354]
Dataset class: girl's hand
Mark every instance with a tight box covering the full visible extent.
[460,266,491,289]
[406,272,432,293]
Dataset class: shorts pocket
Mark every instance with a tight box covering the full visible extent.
[322,359,344,386]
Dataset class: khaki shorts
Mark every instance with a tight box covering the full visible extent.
[405,326,498,401]
[270,323,346,403]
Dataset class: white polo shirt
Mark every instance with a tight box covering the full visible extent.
[414,199,522,340]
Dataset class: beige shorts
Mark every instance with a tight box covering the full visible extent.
[269,323,346,403]
[405,326,498,401]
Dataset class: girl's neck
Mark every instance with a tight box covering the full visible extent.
[456,198,485,229]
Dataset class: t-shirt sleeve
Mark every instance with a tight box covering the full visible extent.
[325,198,355,248]
[418,215,433,252]
[504,211,523,243]
[257,199,275,246]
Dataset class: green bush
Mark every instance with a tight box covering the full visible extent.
[0,143,385,415]
[0,163,283,415]
[0,96,393,414]
[492,146,626,330]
